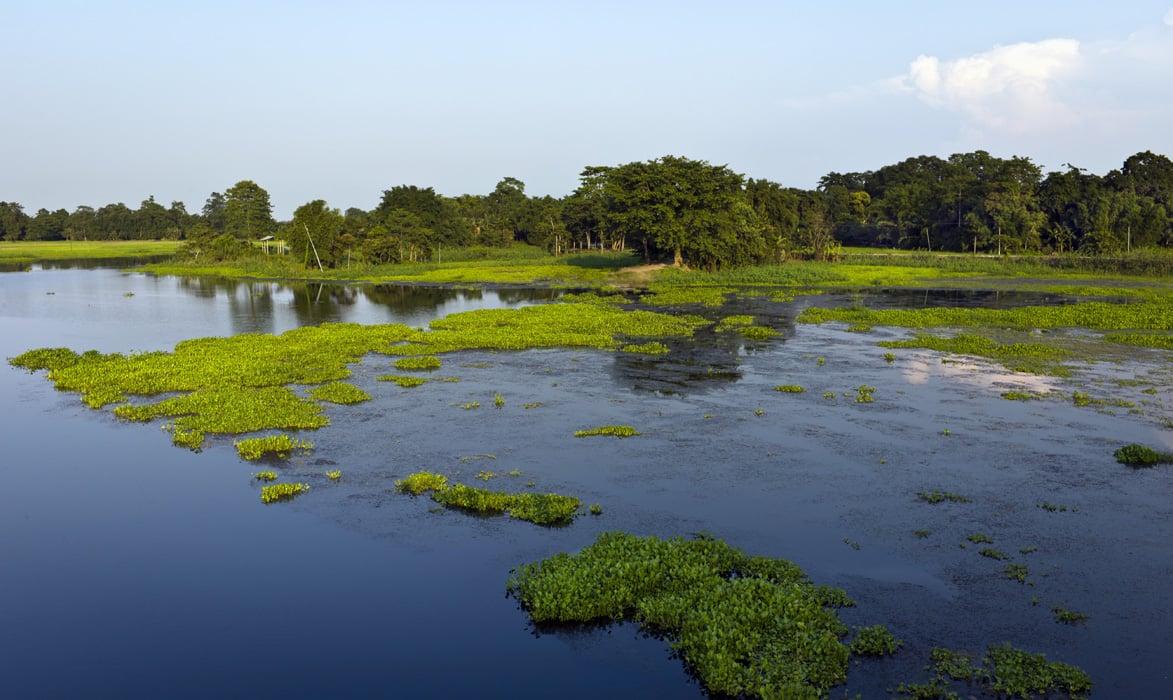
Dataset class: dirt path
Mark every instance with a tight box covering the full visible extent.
[612,263,669,288]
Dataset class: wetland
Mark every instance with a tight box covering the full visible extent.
[2,260,1171,698]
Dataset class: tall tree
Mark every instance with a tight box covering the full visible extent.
[0,202,29,241]
[202,192,227,232]
[286,200,345,268]
[223,180,274,240]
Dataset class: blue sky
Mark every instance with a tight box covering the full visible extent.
[3,1,1171,218]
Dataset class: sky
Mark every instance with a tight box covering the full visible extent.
[2,0,1171,219]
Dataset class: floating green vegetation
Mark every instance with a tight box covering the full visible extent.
[816,356,825,366]
[385,302,707,357]
[8,323,416,445]
[774,384,806,393]
[716,314,756,329]
[855,384,876,403]
[979,547,1011,561]
[326,470,341,480]
[506,469,521,476]
[588,503,603,515]
[308,381,371,404]
[395,471,449,495]
[642,285,732,307]
[493,392,505,408]
[431,483,581,526]
[843,537,861,551]
[1104,332,1173,350]
[1001,390,1042,401]
[523,402,542,409]
[619,341,670,354]
[459,453,496,463]
[234,434,314,461]
[475,470,497,481]
[507,531,852,697]
[456,401,480,410]
[822,391,836,400]
[878,333,1070,375]
[260,482,309,504]
[898,645,1092,700]
[395,471,580,525]
[393,355,442,371]
[884,352,896,363]
[754,408,765,416]
[1004,564,1030,584]
[847,323,872,332]
[799,300,1173,333]
[376,374,428,387]
[913,529,931,538]
[574,425,641,438]
[1019,545,1038,555]
[916,490,972,504]
[254,470,278,482]
[739,325,777,341]
[849,625,902,657]
[1113,443,1173,467]
[1052,606,1090,625]
[967,533,993,544]
[1039,501,1072,512]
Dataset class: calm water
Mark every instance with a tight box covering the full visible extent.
[1,266,1170,698]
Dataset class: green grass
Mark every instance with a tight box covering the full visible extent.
[507,531,851,697]
[0,239,182,264]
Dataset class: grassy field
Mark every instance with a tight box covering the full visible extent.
[0,240,182,264]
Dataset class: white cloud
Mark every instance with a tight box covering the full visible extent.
[903,38,1082,134]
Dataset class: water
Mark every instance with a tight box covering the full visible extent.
[1,266,1170,698]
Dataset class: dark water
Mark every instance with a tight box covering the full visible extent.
[1,267,1170,698]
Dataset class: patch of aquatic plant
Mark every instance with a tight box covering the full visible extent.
[1038,501,1072,512]
[913,529,931,538]
[507,531,851,697]
[574,425,641,438]
[916,490,971,504]
[1003,564,1029,584]
[967,533,993,544]
[877,333,1070,374]
[619,341,669,354]
[457,401,481,410]
[1104,332,1173,350]
[799,299,1173,332]
[326,470,341,480]
[116,386,330,446]
[738,325,777,341]
[253,470,278,482]
[641,285,732,307]
[234,434,313,461]
[459,453,496,463]
[260,482,309,504]
[393,355,442,371]
[979,547,1011,561]
[588,503,602,515]
[884,352,896,363]
[493,392,505,407]
[822,391,836,400]
[849,625,902,657]
[899,644,1092,700]
[376,374,428,387]
[524,401,542,409]
[846,323,872,332]
[431,483,581,526]
[308,381,371,404]
[385,303,707,356]
[774,384,805,393]
[1019,545,1038,554]
[842,537,861,550]
[171,427,206,450]
[1113,443,1173,467]
[10,323,415,444]
[395,471,449,495]
[475,470,497,481]
[716,314,755,329]
[1001,390,1041,401]
[1052,606,1089,625]
[854,384,876,403]
[894,677,960,699]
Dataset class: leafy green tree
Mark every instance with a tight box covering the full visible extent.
[223,180,274,240]
[202,192,227,232]
[596,155,767,269]
[65,206,95,240]
[485,177,529,245]
[25,208,67,241]
[0,202,29,241]
[286,200,345,268]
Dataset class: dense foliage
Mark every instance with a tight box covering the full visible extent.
[4,150,1168,269]
[507,531,854,697]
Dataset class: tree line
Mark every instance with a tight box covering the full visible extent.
[2,150,1169,270]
